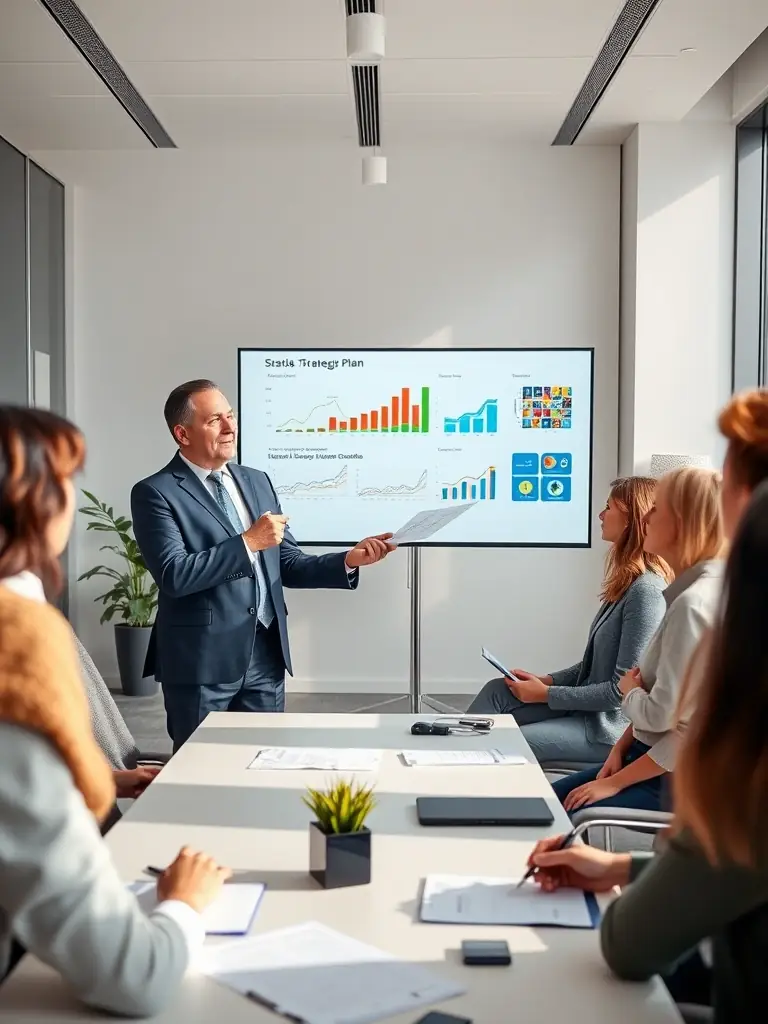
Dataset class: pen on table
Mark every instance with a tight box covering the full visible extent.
[145,866,164,878]
[516,825,579,889]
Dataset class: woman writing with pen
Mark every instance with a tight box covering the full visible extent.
[0,407,229,1014]
[527,392,768,1020]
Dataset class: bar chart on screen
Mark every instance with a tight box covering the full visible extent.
[273,386,431,435]
[442,466,497,502]
[443,398,498,435]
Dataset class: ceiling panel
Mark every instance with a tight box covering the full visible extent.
[0,61,108,99]
[77,0,347,61]
[124,59,349,97]
[383,57,592,95]
[0,0,84,61]
[0,95,150,150]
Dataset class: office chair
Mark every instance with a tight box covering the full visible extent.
[571,806,673,852]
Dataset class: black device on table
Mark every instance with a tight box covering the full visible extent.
[415,1013,473,1024]
[411,718,492,736]
[416,796,554,827]
[461,939,512,966]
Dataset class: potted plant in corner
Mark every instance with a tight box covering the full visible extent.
[304,780,375,889]
[78,491,159,697]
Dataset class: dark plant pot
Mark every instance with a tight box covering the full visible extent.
[309,821,371,889]
[114,624,157,697]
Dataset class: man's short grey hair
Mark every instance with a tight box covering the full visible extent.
[163,379,219,437]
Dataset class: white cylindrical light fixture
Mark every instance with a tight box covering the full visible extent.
[362,154,387,185]
[346,13,385,63]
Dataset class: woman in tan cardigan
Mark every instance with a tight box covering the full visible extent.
[0,406,230,1015]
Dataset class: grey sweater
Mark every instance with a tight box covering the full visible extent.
[547,571,668,748]
[0,723,191,1017]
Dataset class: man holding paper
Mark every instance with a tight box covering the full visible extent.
[132,379,395,749]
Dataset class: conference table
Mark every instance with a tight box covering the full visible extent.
[0,713,682,1023]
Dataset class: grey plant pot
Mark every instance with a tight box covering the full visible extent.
[114,624,157,697]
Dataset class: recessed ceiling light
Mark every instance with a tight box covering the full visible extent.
[680,47,697,54]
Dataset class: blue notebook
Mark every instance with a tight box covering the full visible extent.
[128,880,266,936]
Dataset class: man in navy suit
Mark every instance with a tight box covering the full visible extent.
[131,379,394,749]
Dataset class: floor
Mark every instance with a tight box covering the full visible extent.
[110,684,473,755]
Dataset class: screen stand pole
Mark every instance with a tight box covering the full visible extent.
[408,546,422,713]
[407,546,461,715]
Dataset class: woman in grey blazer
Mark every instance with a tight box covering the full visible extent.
[0,407,230,1016]
[467,477,670,763]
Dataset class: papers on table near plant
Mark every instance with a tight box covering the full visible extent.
[400,749,528,767]
[201,921,466,1024]
[247,747,381,771]
[127,881,265,936]
[420,875,598,929]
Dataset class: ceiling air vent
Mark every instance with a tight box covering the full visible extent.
[352,64,381,148]
[552,0,665,145]
[36,0,175,148]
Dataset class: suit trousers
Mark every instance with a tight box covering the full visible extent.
[466,677,612,764]
[163,620,285,751]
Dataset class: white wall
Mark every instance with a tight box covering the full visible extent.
[619,122,735,475]
[37,142,620,692]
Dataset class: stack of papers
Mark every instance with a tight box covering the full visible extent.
[401,749,528,767]
[202,921,465,1024]
[248,747,381,772]
[420,874,598,929]
[128,881,265,936]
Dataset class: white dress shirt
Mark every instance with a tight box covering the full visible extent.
[179,452,355,582]
[0,569,205,961]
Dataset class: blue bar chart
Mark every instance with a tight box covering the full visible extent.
[442,466,496,501]
[443,398,498,434]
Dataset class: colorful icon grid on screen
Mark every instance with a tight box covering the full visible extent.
[520,385,572,429]
[512,452,572,502]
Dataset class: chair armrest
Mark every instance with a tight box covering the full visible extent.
[136,751,171,766]
[571,807,673,832]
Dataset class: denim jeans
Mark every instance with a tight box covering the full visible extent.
[551,738,666,817]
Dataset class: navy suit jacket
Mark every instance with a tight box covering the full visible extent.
[131,453,356,687]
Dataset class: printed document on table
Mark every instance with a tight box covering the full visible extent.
[128,881,265,936]
[389,503,475,545]
[248,747,381,771]
[401,749,528,767]
[201,921,465,1024]
[420,874,597,929]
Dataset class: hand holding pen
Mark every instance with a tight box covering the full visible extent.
[519,832,632,893]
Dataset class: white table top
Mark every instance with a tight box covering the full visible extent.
[0,713,681,1023]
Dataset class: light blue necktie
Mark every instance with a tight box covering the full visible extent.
[208,470,274,628]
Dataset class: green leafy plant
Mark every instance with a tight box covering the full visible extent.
[303,780,376,834]
[77,490,158,627]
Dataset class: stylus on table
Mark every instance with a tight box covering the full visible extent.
[516,825,579,889]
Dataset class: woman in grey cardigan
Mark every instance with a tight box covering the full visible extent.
[467,477,670,763]
[555,467,724,814]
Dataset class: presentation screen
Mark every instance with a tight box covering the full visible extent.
[238,348,594,547]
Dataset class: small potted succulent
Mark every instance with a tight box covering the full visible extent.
[304,780,375,889]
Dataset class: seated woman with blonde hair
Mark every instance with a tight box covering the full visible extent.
[0,406,229,1014]
[553,465,724,815]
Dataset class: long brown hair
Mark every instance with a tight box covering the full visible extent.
[674,481,768,868]
[0,406,85,595]
[601,476,671,603]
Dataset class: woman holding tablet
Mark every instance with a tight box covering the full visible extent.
[467,477,670,764]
